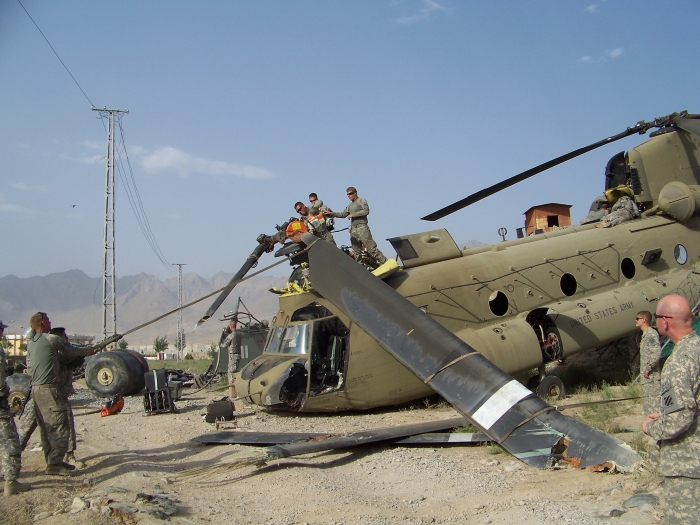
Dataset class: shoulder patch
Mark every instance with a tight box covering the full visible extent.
[660,384,684,415]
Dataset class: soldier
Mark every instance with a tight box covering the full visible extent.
[0,320,31,496]
[309,193,334,231]
[324,187,387,265]
[636,311,662,414]
[220,316,242,402]
[294,201,336,245]
[597,195,639,227]
[27,312,94,476]
[642,295,700,523]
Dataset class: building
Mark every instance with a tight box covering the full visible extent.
[519,203,572,237]
[4,332,95,357]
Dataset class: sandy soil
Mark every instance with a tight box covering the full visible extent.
[0,380,664,525]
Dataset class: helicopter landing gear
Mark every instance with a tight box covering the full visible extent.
[536,376,565,400]
[526,365,565,400]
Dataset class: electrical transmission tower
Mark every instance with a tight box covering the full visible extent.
[92,106,129,339]
[175,263,187,359]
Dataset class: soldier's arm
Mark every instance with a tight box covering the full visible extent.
[327,205,350,219]
[0,350,8,397]
[646,357,699,440]
[351,198,370,218]
[54,336,93,361]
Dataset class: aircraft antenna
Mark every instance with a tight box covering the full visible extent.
[92,106,129,339]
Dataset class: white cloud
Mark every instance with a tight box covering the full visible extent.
[139,146,274,179]
[0,192,36,215]
[394,0,447,25]
[80,140,104,150]
[585,4,597,14]
[577,56,592,63]
[606,48,624,58]
[8,182,48,193]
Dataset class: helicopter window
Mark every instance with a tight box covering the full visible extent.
[389,238,419,261]
[263,326,284,353]
[675,245,688,265]
[278,324,310,355]
[488,291,509,317]
[291,303,335,321]
[560,274,577,297]
[621,258,636,279]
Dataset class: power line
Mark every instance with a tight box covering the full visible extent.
[113,115,174,271]
[17,0,94,107]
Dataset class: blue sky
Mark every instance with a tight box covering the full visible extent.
[1,0,698,281]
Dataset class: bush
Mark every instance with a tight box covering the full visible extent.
[184,353,193,360]
[207,342,218,359]
[118,339,128,349]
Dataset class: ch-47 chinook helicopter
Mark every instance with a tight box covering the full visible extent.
[197,111,700,438]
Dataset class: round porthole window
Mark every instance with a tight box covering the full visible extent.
[621,258,636,279]
[674,244,688,265]
[488,291,509,317]
[560,273,577,297]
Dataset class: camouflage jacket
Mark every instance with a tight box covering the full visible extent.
[640,328,662,376]
[329,197,370,224]
[646,332,700,477]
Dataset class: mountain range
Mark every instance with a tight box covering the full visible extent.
[0,270,288,347]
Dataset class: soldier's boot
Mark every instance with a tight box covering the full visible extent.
[4,479,31,496]
[65,452,86,469]
[46,463,75,476]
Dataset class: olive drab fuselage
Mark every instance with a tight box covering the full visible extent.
[236,121,700,412]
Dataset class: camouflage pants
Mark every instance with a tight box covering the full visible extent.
[664,476,700,524]
[642,376,662,415]
[33,385,69,466]
[350,223,386,265]
[0,416,21,481]
[228,353,240,386]
[19,390,75,455]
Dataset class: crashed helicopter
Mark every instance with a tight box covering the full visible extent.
[192,111,700,422]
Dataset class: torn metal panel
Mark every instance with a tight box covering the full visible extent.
[192,428,489,447]
[301,233,639,471]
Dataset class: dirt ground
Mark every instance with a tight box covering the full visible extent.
[0,379,665,525]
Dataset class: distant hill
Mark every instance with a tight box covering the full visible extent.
[0,270,287,346]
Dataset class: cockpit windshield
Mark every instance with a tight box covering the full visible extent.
[264,324,310,355]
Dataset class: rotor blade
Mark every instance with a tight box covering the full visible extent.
[421,126,644,221]
[302,233,639,470]
[674,116,700,138]
[194,241,271,329]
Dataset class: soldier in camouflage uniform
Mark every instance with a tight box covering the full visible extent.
[220,317,242,403]
[636,311,663,414]
[642,295,700,524]
[295,202,336,245]
[0,320,31,495]
[27,313,93,476]
[597,195,641,227]
[325,186,387,265]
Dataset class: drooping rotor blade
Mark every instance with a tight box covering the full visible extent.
[194,240,273,329]
[302,234,639,470]
[674,116,700,138]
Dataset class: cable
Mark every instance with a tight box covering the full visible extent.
[17,0,94,107]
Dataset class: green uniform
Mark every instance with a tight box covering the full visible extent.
[330,196,387,264]
[27,333,89,466]
[641,327,662,414]
[646,332,700,524]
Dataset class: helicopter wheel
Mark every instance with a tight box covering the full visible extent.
[536,376,565,400]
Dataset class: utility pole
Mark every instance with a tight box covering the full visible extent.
[92,106,129,339]
[175,263,187,359]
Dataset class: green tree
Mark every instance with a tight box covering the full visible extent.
[207,342,218,359]
[118,338,128,349]
[153,335,169,353]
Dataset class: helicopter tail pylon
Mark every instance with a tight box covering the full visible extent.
[302,232,639,471]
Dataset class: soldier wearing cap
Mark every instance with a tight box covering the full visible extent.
[642,295,700,523]
[0,320,31,495]
[294,201,336,245]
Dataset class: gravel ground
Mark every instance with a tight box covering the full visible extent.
[0,381,664,525]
